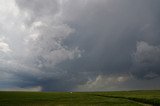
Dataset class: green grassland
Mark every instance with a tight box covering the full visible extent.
[0,90,160,106]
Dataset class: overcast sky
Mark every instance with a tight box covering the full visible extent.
[0,0,160,91]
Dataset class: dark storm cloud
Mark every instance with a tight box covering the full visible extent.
[58,0,160,90]
[0,0,160,91]
[61,0,160,75]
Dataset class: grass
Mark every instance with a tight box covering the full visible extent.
[94,90,160,105]
[0,90,159,106]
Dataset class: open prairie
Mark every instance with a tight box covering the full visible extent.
[0,90,159,106]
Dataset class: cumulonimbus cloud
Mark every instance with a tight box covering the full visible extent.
[0,0,160,91]
[0,0,81,91]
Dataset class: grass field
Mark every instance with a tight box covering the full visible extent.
[0,90,160,106]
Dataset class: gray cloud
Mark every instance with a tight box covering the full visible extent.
[0,0,160,91]
[0,0,81,91]
[132,41,160,79]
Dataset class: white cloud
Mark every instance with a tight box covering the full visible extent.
[0,38,12,53]
[42,47,81,67]
[76,74,129,91]
[0,0,19,17]
[134,41,160,63]
[131,41,160,79]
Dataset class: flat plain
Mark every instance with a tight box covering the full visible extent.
[0,90,160,106]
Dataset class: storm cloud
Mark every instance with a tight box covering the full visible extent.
[0,0,160,91]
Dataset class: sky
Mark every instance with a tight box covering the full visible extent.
[0,0,160,91]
